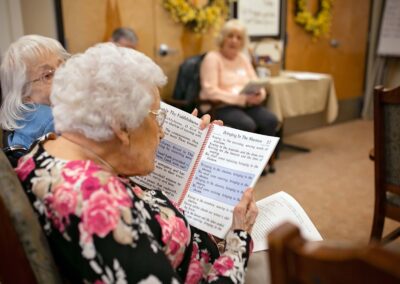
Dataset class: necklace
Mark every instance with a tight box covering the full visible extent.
[209,234,225,253]
[61,135,118,174]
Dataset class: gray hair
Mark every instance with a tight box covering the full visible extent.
[216,19,249,49]
[111,27,138,46]
[0,35,69,130]
[51,43,167,141]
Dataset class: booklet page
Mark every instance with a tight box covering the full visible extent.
[132,103,207,202]
[251,191,322,252]
[182,125,279,238]
[240,78,270,94]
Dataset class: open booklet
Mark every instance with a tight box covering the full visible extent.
[240,78,270,95]
[132,102,279,239]
[251,191,322,252]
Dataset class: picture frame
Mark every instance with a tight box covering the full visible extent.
[233,0,282,38]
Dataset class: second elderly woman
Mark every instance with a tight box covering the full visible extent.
[0,35,69,151]
[200,19,278,137]
[15,43,258,283]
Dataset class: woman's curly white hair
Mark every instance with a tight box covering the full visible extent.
[51,43,167,141]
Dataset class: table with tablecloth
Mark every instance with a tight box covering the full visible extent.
[265,71,338,123]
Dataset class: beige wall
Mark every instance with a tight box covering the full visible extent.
[60,0,220,98]
[4,1,399,100]
[0,0,24,55]
[20,0,57,38]
[0,0,57,56]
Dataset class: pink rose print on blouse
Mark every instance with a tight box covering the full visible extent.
[213,255,234,276]
[132,185,144,197]
[15,156,35,181]
[81,190,120,241]
[155,213,190,268]
[81,176,103,200]
[45,200,65,231]
[191,241,199,258]
[200,250,210,264]
[185,242,204,284]
[186,257,203,284]
[106,176,132,208]
[52,184,79,221]
[45,184,78,232]
[62,160,100,184]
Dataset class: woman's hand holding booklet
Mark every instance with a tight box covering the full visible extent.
[240,78,270,95]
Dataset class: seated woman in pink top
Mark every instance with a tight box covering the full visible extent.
[200,19,278,137]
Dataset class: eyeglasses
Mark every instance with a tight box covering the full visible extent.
[149,108,167,127]
[26,69,56,85]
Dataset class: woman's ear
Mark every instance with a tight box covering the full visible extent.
[112,125,130,146]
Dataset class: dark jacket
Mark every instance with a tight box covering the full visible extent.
[172,53,207,113]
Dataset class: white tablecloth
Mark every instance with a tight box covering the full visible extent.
[265,71,338,123]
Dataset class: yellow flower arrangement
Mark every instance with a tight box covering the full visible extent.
[162,0,228,34]
[295,0,333,38]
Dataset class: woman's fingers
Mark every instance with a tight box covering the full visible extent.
[191,108,198,117]
[232,188,258,233]
[191,108,224,128]
[199,114,211,129]
[213,119,224,126]
[246,200,258,233]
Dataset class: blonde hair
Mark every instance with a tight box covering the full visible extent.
[216,19,249,50]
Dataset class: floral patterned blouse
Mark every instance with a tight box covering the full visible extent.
[15,141,253,283]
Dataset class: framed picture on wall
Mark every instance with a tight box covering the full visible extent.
[235,0,282,38]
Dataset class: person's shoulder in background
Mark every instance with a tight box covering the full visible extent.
[204,50,222,61]
[8,104,54,149]
[238,51,252,64]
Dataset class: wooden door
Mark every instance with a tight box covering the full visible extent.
[285,0,371,100]
[61,0,108,53]
[61,0,218,99]
[152,2,217,98]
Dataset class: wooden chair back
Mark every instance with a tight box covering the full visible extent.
[0,150,62,283]
[370,85,400,243]
[268,222,400,284]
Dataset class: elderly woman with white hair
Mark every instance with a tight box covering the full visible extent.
[0,35,69,153]
[15,43,258,283]
[200,19,278,139]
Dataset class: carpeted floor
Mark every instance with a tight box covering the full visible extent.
[254,119,399,243]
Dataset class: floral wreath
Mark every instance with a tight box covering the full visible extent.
[162,0,228,34]
[294,0,333,38]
